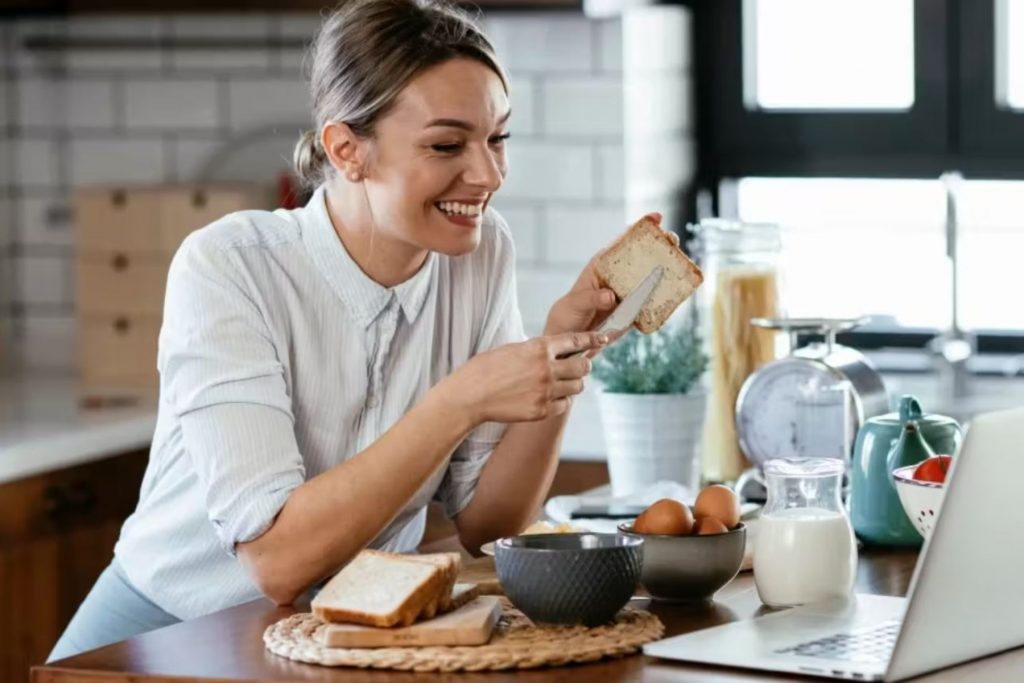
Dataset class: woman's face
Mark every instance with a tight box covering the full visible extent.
[361,58,510,256]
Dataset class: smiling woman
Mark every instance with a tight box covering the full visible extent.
[47,0,628,663]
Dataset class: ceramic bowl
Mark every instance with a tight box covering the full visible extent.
[494,533,643,626]
[892,464,947,540]
[618,523,746,602]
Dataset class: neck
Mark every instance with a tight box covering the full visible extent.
[323,181,428,288]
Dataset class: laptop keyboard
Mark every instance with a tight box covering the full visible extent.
[775,620,901,664]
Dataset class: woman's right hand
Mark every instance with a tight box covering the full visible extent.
[446,332,608,425]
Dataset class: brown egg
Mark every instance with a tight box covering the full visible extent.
[692,516,729,535]
[694,485,741,529]
[633,498,694,536]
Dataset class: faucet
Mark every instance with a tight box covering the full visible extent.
[930,172,973,403]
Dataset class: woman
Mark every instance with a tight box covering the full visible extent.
[49,0,633,660]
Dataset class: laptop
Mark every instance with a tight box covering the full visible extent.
[644,406,1024,681]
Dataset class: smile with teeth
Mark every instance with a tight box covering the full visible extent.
[436,201,483,217]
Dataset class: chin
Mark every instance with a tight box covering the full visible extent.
[433,232,481,257]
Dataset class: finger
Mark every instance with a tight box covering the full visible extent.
[584,327,630,358]
[644,212,663,225]
[551,378,585,399]
[550,331,608,358]
[552,354,592,380]
[667,231,680,246]
[547,396,571,418]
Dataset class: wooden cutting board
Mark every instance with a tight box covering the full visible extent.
[319,596,502,648]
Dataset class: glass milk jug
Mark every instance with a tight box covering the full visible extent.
[753,458,857,608]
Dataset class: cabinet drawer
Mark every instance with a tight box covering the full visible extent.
[157,188,267,253]
[74,186,274,258]
[78,315,161,389]
[0,450,148,545]
[74,189,164,255]
[76,254,168,316]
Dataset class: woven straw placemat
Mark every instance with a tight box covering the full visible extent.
[264,598,664,672]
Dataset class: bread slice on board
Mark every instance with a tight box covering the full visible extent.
[311,550,446,628]
[595,216,704,333]
[404,552,461,617]
[318,596,502,648]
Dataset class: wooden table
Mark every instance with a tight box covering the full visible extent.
[32,549,1024,682]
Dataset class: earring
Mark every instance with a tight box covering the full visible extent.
[347,169,362,182]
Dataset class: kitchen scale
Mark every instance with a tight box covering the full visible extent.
[734,317,890,501]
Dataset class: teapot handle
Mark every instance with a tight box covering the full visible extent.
[885,420,937,489]
[898,395,924,424]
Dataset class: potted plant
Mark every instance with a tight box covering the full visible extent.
[592,320,708,497]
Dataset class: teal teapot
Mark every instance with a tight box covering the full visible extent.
[849,395,962,546]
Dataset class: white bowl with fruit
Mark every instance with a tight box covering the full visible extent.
[892,455,952,540]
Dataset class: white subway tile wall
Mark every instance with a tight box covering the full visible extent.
[4,10,694,457]
[14,138,59,188]
[18,195,74,249]
[541,76,623,137]
[124,80,220,130]
[68,138,167,186]
[544,205,627,267]
[17,254,69,308]
[227,78,311,131]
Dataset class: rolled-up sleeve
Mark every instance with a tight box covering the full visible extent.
[434,214,527,519]
[161,233,305,556]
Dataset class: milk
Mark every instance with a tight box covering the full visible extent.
[753,507,857,608]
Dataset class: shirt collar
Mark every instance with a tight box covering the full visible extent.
[300,185,435,329]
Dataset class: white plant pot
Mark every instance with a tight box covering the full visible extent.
[597,391,707,497]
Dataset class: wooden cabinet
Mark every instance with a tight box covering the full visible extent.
[73,185,272,397]
[0,451,147,682]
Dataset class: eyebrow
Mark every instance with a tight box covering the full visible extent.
[425,110,512,131]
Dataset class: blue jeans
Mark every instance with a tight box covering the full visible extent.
[47,559,180,662]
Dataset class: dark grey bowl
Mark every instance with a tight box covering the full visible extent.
[618,523,746,602]
[494,533,643,626]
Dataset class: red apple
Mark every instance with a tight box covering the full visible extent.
[913,455,953,484]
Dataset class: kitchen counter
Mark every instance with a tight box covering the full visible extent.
[0,375,157,485]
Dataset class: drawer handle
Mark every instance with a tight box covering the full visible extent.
[43,485,71,522]
[111,253,130,271]
[67,481,98,515]
[113,317,132,334]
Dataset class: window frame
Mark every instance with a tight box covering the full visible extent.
[689,0,1024,356]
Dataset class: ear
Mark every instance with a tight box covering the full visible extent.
[322,121,369,182]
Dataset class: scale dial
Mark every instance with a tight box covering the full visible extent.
[735,357,847,468]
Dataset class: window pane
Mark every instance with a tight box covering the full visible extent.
[958,181,1024,329]
[745,0,915,111]
[735,178,947,328]
[998,0,1024,109]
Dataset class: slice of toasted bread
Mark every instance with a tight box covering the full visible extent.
[405,552,461,617]
[595,216,704,333]
[311,550,446,628]
[449,582,480,611]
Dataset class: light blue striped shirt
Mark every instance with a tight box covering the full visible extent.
[115,186,525,620]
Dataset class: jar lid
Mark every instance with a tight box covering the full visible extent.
[691,219,782,254]
[764,457,845,478]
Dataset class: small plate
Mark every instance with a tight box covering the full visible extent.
[480,541,496,557]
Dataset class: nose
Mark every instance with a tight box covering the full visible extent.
[463,144,505,192]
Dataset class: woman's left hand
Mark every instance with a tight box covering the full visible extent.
[544,212,667,340]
